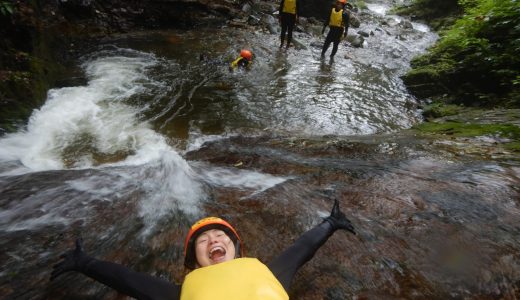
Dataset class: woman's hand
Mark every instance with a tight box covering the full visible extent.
[325,199,356,234]
[50,238,92,281]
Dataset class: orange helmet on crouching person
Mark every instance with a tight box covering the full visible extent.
[184,217,243,269]
[240,49,253,61]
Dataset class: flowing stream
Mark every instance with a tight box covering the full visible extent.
[1,3,519,299]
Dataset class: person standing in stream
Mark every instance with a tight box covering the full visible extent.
[279,0,300,49]
[321,0,350,60]
[51,200,356,299]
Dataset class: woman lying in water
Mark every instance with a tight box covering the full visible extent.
[51,199,356,300]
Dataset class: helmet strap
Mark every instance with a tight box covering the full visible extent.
[234,241,241,258]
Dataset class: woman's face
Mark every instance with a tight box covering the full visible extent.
[195,229,236,268]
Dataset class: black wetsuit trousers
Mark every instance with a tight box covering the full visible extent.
[321,26,344,58]
[280,12,296,47]
[78,221,336,300]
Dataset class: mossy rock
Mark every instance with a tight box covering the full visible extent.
[422,103,463,119]
[413,121,520,140]
[504,141,520,153]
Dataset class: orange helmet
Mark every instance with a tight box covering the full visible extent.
[183,217,243,269]
[240,49,252,61]
[338,0,347,3]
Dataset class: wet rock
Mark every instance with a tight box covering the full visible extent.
[346,34,364,48]
[266,23,278,34]
[357,30,370,37]
[291,38,307,50]
[308,17,321,24]
[58,0,94,18]
[310,41,322,48]
[325,287,347,300]
[261,14,278,34]
[349,13,361,28]
[383,17,399,27]
[248,15,261,26]
[261,14,277,26]
[308,25,324,36]
[390,49,402,59]
[242,3,252,14]
[400,20,414,29]
[256,2,277,13]
[228,19,249,28]
[297,17,309,27]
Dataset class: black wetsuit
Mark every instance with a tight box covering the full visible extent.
[279,0,300,48]
[321,8,350,58]
[77,220,337,299]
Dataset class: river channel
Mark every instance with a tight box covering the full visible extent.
[0,2,519,299]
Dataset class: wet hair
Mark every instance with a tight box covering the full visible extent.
[184,224,241,269]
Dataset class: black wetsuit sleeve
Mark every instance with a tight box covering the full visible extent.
[267,220,335,291]
[343,11,350,33]
[237,58,249,69]
[279,0,284,15]
[82,259,181,300]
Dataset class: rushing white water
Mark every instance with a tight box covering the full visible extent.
[0,49,207,233]
[0,50,162,171]
[0,48,290,233]
[366,3,390,15]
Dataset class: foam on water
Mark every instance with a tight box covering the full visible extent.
[0,49,206,233]
[0,51,159,171]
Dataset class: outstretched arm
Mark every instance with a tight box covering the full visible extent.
[51,239,181,300]
[267,199,355,291]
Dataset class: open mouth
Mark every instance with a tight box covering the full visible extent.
[209,246,226,262]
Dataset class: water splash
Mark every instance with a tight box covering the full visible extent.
[0,49,160,171]
[0,48,206,234]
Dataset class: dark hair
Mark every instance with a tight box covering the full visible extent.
[184,224,241,269]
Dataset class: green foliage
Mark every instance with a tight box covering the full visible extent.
[0,1,14,15]
[404,0,520,107]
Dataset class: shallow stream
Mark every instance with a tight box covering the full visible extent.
[0,3,519,299]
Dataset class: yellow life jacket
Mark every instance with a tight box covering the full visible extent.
[282,0,297,14]
[230,56,243,69]
[230,56,250,70]
[180,258,289,300]
[329,8,344,27]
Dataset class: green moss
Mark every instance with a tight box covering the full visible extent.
[355,1,368,10]
[401,0,520,106]
[413,122,520,140]
[422,103,463,119]
[504,141,520,152]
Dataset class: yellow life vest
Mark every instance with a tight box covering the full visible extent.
[230,56,243,69]
[329,8,344,27]
[230,56,251,70]
[282,0,297,14]
[180,258,289,300]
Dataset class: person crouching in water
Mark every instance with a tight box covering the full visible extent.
[229,49,253,72]
[50,200,356,299]
[321,0,350,60]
